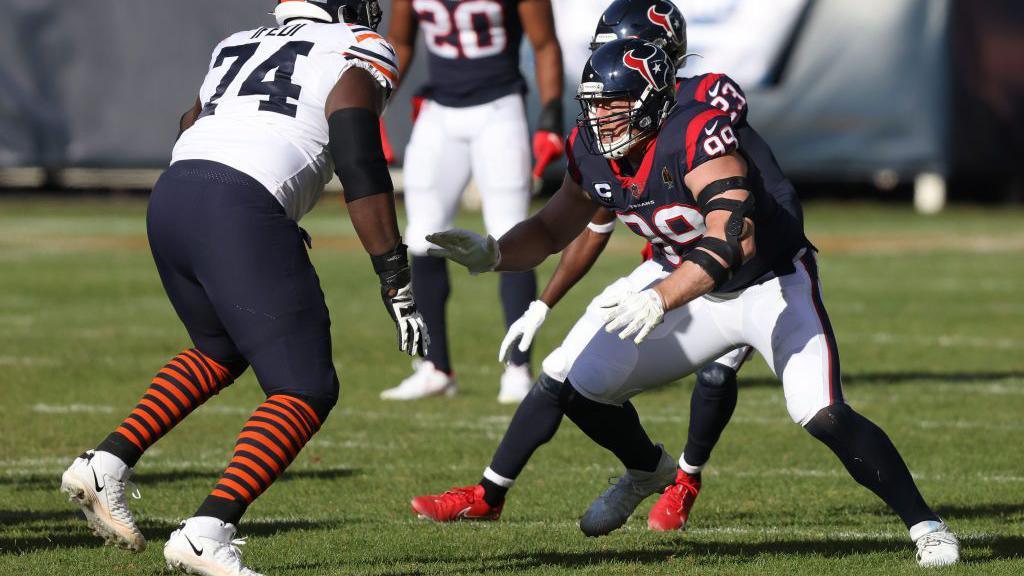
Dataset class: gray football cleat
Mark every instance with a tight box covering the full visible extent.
[579,445,677,537]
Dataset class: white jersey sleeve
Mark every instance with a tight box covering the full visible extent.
[171,22,399,221]
[338,25,398,101]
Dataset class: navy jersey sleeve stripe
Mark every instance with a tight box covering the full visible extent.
[345,45,397,69]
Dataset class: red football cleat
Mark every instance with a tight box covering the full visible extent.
[647,469,701,531]
[411,484,503,522]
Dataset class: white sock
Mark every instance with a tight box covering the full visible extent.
[92,450,129,478]
[678,454,703,475]
[482,467,515,488]
[908,519,945,542]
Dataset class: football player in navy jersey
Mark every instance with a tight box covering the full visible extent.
[500,0,800,534]
[381,0,564,403]
[417,36,959,567]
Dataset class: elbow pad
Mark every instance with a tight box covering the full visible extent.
[328,108,393,202]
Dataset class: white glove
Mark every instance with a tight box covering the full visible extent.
[499,300,549,364]
[425,229,500,275]
[596,288,665,344]
[383,283,430,357]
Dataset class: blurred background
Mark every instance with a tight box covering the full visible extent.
[1,0,1022,211]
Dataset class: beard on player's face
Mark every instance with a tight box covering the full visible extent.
[589,98,635,146]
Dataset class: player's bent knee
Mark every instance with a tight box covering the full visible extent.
[802,402,854,437]
[536,372,570,404]
[695,362,737,391]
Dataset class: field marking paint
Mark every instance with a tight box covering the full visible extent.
[32,403,114,414]
[847,331,1024,351]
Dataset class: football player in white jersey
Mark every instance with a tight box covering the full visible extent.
[379,0,564,403]
[58,2,426,574]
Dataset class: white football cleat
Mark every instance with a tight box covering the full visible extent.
[497,364,532,405]
[380,360,456,400]
[912,521,960,567]
[60,449,145,552]
[579,445,677,537]
[164,516,263,576]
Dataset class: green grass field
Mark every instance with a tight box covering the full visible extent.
[1,197,1023,575]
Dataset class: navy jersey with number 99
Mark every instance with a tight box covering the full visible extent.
[413,0,526,106]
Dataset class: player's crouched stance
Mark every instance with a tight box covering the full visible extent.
[420,38,958,567]
[60,1,426,574]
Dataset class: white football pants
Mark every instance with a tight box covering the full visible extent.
[541,250,843,426]
[403,93,531,255]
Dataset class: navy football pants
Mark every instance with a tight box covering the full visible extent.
[147,160,339,416]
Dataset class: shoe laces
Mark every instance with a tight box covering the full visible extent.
[106,469,141,522]
[917,530,958,550]
[667,478,698,513]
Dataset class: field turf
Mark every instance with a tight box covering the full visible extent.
[1,197,1022,575]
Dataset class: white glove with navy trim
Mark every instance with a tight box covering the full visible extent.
[596,288,665,344]
[499,300,549,364]
[425,229,500,275]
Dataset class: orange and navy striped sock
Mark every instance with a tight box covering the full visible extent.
[96,349,240,466]
[194,395,323,524]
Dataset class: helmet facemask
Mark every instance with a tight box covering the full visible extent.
[578,89,662,159]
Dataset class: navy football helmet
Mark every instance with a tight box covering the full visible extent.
[274,0,383,30]
[591,0,687,68]
[577,38,676,159]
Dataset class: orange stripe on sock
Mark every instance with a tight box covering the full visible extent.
[234,455,272,484]
[177,352,210,395]
[195,349,231,381]
[236,446,283,475]
[254,408,304,445]
[115,425,145,449]
[148,388,183,419]
[266,400,312,437]
[242,424,296,459]
[127,411,157,440]
[211,488,236,501]
[159,366,201,403]
[218,477,254,502]
[275,395,321,428]
[225,465,263,494]
[215,475,252,502]
[237,431,289,465]
[138,397,172,427]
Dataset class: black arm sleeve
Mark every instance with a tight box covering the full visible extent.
[328,108,393,202]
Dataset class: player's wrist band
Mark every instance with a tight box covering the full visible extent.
[329,107,393,203]
[371,242,411,294]
[537,99,563,135]
[587,220,615,234]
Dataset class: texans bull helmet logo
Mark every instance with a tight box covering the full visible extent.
[646,4,677,40]
[622,44,670,92]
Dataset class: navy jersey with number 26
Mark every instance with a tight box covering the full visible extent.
[412,0,526,107]
[567,99,808,293]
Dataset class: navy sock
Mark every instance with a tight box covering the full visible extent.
[562,381,661,472]
[683,362,739,467]
[485,375,566,505]
[412,255,451,373]
[499,271,537,366]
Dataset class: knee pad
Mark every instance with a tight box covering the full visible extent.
[695,362,738,391]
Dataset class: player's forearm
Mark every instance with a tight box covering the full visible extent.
[533,39,563,109]
[539,229,610,307]
[347,193,402,256]
[494,217,561,272]
[653,262,717,310]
